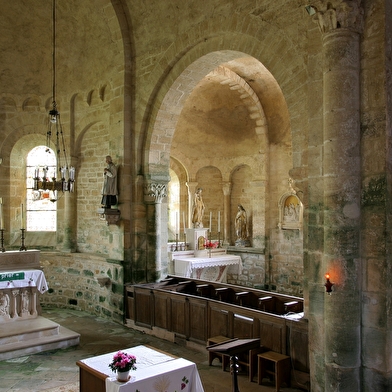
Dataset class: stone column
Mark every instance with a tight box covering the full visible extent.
[144,181,167,281]
[313,1,363,391]
[221,182,232,245]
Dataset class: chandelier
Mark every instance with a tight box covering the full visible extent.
[33,0,75,200]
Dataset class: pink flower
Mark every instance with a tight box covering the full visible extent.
[108,351,137,372]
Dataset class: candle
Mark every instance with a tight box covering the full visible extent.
[209,211,212,230]
[0,200,3,230]
[21,203,24,229]
[176,212,179,234]
[218,211,221,232]
[183,212,185,233]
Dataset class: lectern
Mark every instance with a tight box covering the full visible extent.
[207,338,260,392]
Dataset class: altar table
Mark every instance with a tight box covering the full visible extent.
[173,254,242,282]
[77,345,204,392]
[0,270,48,293]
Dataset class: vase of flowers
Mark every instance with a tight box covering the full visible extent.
[109,351,137,382]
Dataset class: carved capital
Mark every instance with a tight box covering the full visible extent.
[144,182,168,204]
[311,0,363,34]
[221,182,232,196]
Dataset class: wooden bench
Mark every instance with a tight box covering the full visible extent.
[257,351,291,391]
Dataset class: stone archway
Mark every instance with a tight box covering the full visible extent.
[144,50,295,284]
[146,50,291,181]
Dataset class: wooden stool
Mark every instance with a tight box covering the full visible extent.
[257,351,291,391]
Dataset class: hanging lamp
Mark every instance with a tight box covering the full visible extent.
[33,0,75,201]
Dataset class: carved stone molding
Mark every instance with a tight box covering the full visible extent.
[311,0,363,34]
[144,182,168,204]
[0,287,38,322]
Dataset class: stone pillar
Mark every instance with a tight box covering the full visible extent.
[313,1,363,391]
[144,181,167,281]
[221,182,232,245]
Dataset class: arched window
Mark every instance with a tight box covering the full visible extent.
[168,169,180,241]
[26,146,57,231]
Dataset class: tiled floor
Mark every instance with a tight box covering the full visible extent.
[0,307,305,391]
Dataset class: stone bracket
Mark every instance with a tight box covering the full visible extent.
[97,208,121,225]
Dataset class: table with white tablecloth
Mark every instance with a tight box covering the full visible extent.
[0,269,48,293]
[173,254,242,282]
[77,345,204,392]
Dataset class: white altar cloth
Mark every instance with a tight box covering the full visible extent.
[0,269,48,293]
[173,254,242,282]
[80,345,204,392]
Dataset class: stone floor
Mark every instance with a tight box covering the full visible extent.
[0,307,306,391]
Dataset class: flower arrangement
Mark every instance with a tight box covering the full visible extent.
[204,240,218,249]
[109,351,137,373]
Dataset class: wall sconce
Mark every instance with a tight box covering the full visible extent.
[325,273,334,294]
[97,207,121,225]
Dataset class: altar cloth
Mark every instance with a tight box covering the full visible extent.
[105,357,204,392]
[0,269,48,293]
[79,345,204,392]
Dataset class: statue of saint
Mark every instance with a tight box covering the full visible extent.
[101,155,118,208]
[191,188,205,228]
[235,204,251,247]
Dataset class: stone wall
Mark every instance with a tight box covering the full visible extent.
[39,252,124,323]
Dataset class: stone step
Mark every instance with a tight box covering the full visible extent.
[0,316,80,361]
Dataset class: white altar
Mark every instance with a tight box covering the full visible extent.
[0,269,48,322]
[0,250,80,360]
[173,254,242,282]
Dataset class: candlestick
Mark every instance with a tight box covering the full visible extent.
[0,200,3,230]
[21,203,24,229]
[218,211,220,232]
[208,228,212,258]
[0,229,5,252]
[20,228,27,251]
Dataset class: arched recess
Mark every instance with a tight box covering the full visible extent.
[169,157,189,234]
[146,50,291,237]
[230,165,253,245]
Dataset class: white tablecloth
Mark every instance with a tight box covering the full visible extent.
[0,269,48,293]
[80,345,204,392]
[106,357,204,392]
[173,254,242,282]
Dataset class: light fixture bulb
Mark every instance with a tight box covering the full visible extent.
[49,109,58,123]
